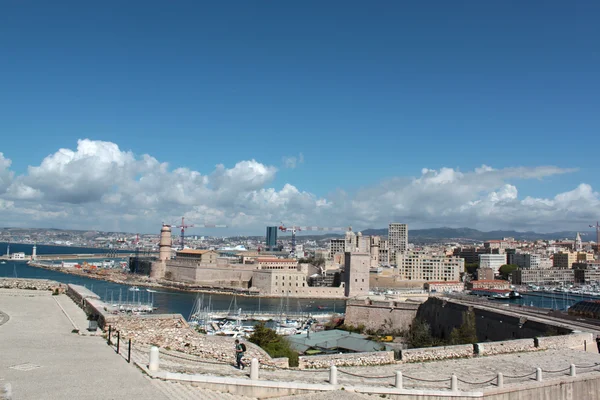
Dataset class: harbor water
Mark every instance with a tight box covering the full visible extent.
[0,260,346,319]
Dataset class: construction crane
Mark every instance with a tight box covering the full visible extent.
[169,217,227,250]
[590,222,600,253]
[278,223,349,258]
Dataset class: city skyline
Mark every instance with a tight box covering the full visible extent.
[1,2,599,234]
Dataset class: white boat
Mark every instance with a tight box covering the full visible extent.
[129,286,140,292]
[146,288,157,293]
[0,261,6,264]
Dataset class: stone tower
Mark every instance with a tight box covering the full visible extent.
[344,252,371,297]
[151,224,172,279]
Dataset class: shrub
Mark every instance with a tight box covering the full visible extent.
[248,322,299,367]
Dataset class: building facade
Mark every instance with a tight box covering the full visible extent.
[396,251,463,282]
[511,253,541,269]
[424,281,464,293]
[388,223,408,264]
[478,254,507,274]
[329,238,346,259]
[511,268,575,285]
[553,252,577,269]
[256,257,298,270]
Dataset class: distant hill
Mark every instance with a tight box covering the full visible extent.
[360,227,591,242]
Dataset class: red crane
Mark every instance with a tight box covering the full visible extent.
[278,223,349,258]
[170,217,227,250]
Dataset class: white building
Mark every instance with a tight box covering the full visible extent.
[388,223,408,264]
[10,252,25,260]
[479,253,507,274]
[397,251,462,282]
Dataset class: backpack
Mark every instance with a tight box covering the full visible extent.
[240,343,247,352]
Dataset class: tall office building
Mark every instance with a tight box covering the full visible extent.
[388,223,408,263]
[265,226,278,251]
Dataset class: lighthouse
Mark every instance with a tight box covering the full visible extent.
[32,244,37,261]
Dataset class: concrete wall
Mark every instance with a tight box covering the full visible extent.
[416,297,572,342]
[344,299,420,332]
[298,351,395,369]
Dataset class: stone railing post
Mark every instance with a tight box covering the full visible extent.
[250,358,259,380]
[451,374,458,391]
[570,364,576,377]
[149,346,160,371]
[329,366,338,385]
[536,368,542,382]
[497,372,503,388]
[395,371,403,389]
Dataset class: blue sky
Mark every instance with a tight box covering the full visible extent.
[0,1,599,234]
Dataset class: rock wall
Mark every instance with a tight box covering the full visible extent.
[536,331,596,353]
[298,351,395,369]
[0,278,65,293]
[107,313,288,367]
[400,344,473,363]
[416,297,572,342]
[344,299,420,332]
[475,338,536,356]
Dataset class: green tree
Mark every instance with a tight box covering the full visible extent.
[248,322,299,367]
[449,310,478,345]
[498,264,519,279]
[464,263,479,274]
[406,318,437,348]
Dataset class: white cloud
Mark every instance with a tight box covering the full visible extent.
[282,153,304,169]
[0,141,596,234]
[0,153,14,194]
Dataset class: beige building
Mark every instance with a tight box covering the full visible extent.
[553,252,578,269]
[388,223,408,263]
[256,257,298,270]
[344,252,370,297]
[396,251,462,282]
[512,268,574,285]
[251,267,345,298]
[424,281,464,293]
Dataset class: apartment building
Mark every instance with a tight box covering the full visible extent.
[329,238,346,259]
[478,253,507,274]
[396,251,462,282]
[511,268,575,285]
[553,252,578,269]
[388,223,408,264]
[510,253,540,269]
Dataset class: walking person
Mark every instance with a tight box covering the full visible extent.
[235,339,246,370]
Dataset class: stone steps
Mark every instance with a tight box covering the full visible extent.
[146,376,256,400]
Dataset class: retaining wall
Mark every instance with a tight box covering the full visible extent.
[298,351,395,369]
[401,344,473,363]
[536,331,596,353]
[417,297,572,342]
[0,278,65,293]
[475,338,536,356]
